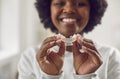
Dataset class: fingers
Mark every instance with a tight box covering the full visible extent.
[77,35,98,52]
[83,38,93,44]
[72,34,101,56]
[42,35,60,45]
[37,35,66,60]
[82,40,97,52]
[82,46,99,58]
[72,34,102,66]
[82,46,103,65]
[37,36,59,58]
[82,39,102,56]
[37,40,56,60]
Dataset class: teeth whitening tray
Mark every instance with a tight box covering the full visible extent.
[52,33,84,53]
[58,33,77,46]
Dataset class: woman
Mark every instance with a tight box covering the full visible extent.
[18,0,120,79]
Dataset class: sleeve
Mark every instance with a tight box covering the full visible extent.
[18,48,36,79]
[18,47,64,79]
[34,51,64,79]
[107,48,120,79]
[73,73,100,79]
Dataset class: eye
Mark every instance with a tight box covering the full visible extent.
[53,1,65,7]
[75,2,87,7]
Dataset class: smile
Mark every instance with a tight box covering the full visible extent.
[62,18,77,23]
[60,18,80,26]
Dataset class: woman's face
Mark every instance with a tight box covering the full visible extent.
[51,0,90,37]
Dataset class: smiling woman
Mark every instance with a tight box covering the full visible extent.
[35,0,107,34]
[17,0,120,79]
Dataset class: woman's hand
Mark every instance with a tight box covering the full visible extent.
[36,35,65,75]
[72,35,103,75]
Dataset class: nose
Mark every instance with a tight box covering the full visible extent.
[63,2,76,14]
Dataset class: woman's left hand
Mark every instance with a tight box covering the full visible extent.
[72,35,103,75]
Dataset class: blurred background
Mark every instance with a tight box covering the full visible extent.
[0,0,120,79]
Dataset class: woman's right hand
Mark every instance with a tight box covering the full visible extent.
[36,35,65,75]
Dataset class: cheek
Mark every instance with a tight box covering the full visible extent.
[51,8,55,22]
[85,10,90,20]
[51,8,58,25]
[80,7,90,19]
[80,9,90,25]
[77,9,90,32]
[84,8,90,20]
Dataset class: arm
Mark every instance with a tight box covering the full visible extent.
[72,35,102,79]
[18,47,36,79]
[36,35,65,75]
[18,47,64,79]
[107,48,120,79]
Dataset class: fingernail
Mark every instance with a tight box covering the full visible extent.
[56,39,63,46]
[56,39,61,43]
[50,41,55,45]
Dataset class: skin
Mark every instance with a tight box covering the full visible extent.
[51,0,90,37]
[36,0,103,75]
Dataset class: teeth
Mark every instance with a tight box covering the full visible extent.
[62,18,76,23]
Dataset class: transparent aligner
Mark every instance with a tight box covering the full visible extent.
[70,34,77,42]
[58,34,77,46]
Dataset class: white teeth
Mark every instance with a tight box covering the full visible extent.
[62,18,76,23]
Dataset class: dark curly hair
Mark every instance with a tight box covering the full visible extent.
[35,0,108,34]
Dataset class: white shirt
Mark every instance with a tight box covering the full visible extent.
[18,43,120,79]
